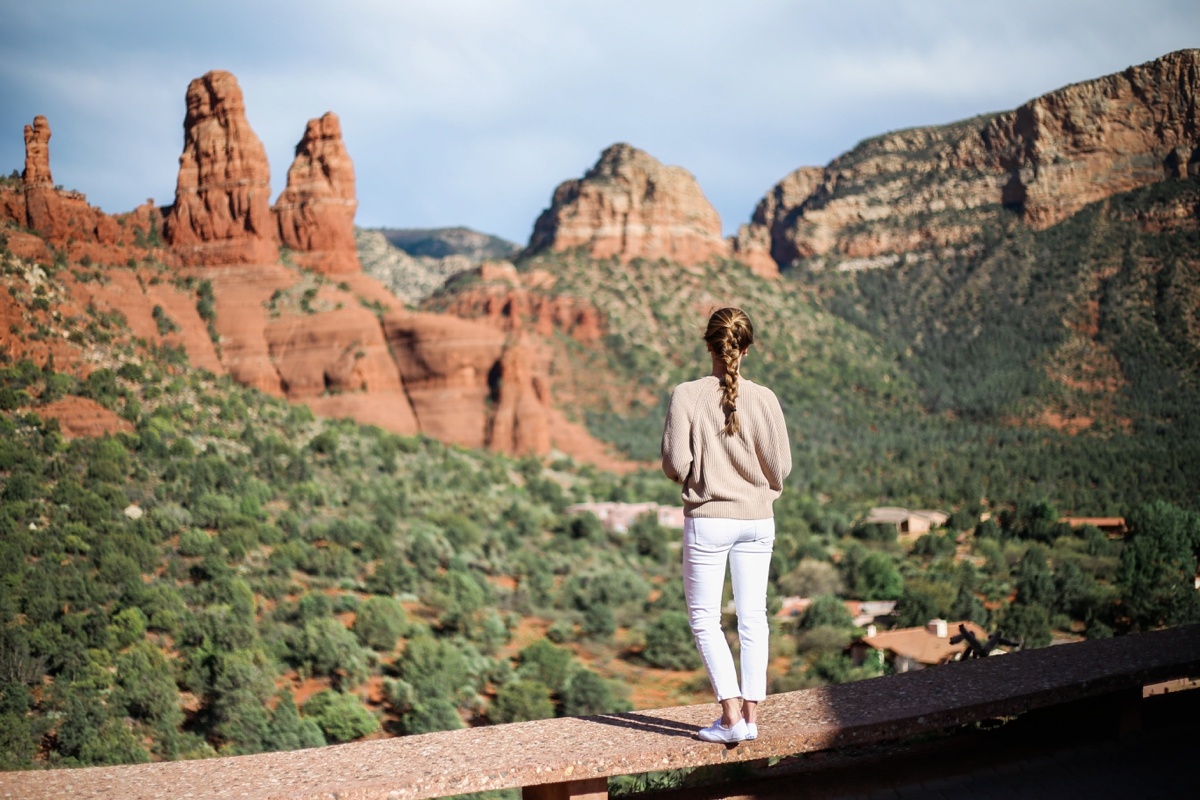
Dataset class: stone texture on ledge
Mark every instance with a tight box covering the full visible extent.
[2,626,1198,800]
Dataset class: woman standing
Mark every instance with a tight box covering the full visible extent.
[661,307,791,743]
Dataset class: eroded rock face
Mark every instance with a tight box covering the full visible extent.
[274,112,360,274]
[742,49,1200,268]
[487,336,552,455]
[433,262,603,344]
[981,49,1200,228]
[163,70,279,266]
[527,143,730,266]
[382,311,506,448]
[731,166,824,276]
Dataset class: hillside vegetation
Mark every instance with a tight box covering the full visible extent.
[467,182,1200,515]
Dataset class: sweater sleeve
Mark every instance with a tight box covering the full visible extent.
[758,389,792,491]
[661,386,692,484]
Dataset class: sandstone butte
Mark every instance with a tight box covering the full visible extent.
[734,48,1200,270]
[0,71,636,469]
[526,142,759,273]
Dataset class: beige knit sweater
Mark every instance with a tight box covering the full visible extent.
[661,375,792,519]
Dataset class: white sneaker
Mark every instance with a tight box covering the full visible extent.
[697,718,748,743]
[745,722,758,740]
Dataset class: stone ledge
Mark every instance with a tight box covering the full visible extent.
[2,625,1197,800]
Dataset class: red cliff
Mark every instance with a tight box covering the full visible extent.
[163,70,279,266]
[274,112,361,275]
[737,49,1200,269]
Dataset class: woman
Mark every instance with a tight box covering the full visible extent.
[661,307,791,743]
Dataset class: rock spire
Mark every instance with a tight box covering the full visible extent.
[274,112,361,275]
[163,70,279,265]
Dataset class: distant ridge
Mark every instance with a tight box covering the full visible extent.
[375,226,519,261]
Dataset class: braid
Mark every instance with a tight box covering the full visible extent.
[720,339,741,435]
[703,308,755,436]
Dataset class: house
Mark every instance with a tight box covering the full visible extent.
[848,619,992,673]
[564,502,684,533]
[1060,517,1126,536]
[864,507,949,536]
[773,597,896,626]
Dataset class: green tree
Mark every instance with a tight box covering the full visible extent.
[491,679,554,723]
[999,602,1051,649]
[1117,501,1200,630]
[111,641,182,732]
[854,552,903,600]
[395,634,471,701]
[353,596,406,651]
[303,690,379,743]
[642,611,700,670]
[398,698,465,735]
[560,668,630,717]
[291,617,370,688]
[264,691,326,752]
[798,594,854,631]
[1014,546,1054,607]
[516,638,574,694]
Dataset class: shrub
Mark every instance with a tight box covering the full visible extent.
[353,596,406,651]
[490,679,554,724]
[303,691,378,743]
[642,611,700,670]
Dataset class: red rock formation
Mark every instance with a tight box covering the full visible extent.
[3,116,130,260]
[741,49,1200,268]
[981,49,1200,228]
[22,116,59,236]
[163,70,279,266]
[382,310,507,448]
[433,263,603,344]
[487,336,552,455]
[731,166,824,276]
[37,397,135,439]
[274,112,361,275]
[527,143,730,266]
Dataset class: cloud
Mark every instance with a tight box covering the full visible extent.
[1,0,1196,242]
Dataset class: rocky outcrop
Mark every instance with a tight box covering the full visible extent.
[431,261,603,344]
[163,70,279,266]
[356,229,476,306]
[527,143,730,266]
[274,112,360,274]
[37,397,135,439]
[486,336,552,455]
[740,49,1200,269]
[1,116,136,263]
[731,166,824,276]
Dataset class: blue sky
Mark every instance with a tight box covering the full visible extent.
[1,1,1196,244]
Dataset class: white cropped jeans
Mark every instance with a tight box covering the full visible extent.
[682,516,775,702]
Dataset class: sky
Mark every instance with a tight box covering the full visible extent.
[1,1,1196,245]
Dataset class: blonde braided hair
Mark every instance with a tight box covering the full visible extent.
[703,308,754,435]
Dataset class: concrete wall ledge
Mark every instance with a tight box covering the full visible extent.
[2,624,1198,800]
